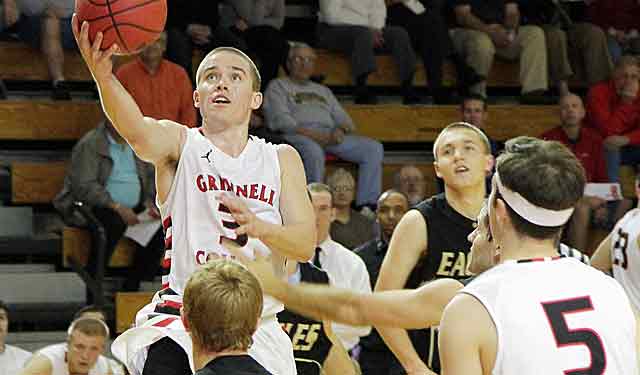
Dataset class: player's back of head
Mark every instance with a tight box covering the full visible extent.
[493,136,586,240]
[183,259,263,353]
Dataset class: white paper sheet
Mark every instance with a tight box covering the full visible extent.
[124,209,162,246]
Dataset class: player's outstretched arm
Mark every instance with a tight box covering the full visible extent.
[323,323,356,375]
[439,294,495,375]
[238,251,462,329]
[374,210,430,373]
[591,233,613,272]
[71,16,182,165]
[19,354,53,375]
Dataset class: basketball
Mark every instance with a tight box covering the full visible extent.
[75,0,167,55]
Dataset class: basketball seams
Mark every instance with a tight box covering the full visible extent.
[105,0,130,52]
[85,0,124,6]
[82,0,161,24]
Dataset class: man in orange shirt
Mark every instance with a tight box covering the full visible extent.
[115,32,197,128]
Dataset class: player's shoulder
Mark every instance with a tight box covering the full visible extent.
[275,143,303,164]
[619,207,640,226]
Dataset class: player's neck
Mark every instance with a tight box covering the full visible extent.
[200,122,250,158]
[194,347,248,370]
[444,184,485,220]
[499,236,558,262]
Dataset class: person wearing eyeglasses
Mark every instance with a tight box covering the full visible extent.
[263,42,384,215]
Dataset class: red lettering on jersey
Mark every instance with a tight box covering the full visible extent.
[249,184,259,199]
[268,189,275,206]
[259,185,268,202]
[196,175,207,192]
[220,177,234,192]
[236,184,248,198]
[195,250,207,265]
[208,175,219,191]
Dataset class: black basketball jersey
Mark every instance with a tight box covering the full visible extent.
[277,263,333,375]
[195,355,272,374]
[397,193,476,374]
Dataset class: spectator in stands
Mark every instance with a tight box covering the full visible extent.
[587,0,640,65]
[20,317,113,375]
[182,260,271,374]
[542,94,609,251]
[393,165,426,206]
[586,55,640,183]
[264,42,384,213]
[53,119,165,293]
[0,0,19,100]
[355,189,409,375]
[17,0,75,99]
[450,0,549,103]
[327,168,375,250]
[317,0,419,104]
[165,0,245,83]
[384,0,481,103]
[460,94,498,154]
[0,300,31,373]
[307,183,372,354]
[115,32,197,128]
[225,0,289,90]
[519,0,612,96]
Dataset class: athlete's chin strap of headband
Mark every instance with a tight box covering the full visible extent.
[495,172,574,227]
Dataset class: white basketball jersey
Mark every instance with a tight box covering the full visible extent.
[38,343,111,375]
[158,128,284,316]
[462,257,637,375]
[611,208,640,311]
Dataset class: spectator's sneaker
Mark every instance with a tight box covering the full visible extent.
[52,81,71,100]
[0,80,7,100]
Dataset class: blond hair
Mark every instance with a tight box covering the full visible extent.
[195,47,262,91]
[183,259,263,353]
[432,122,491,161]
[67,317,110,339]
[326,168,355,189]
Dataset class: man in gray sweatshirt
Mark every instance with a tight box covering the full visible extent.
[263,43,384,213]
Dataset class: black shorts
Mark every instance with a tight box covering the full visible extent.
[143,337,191,375]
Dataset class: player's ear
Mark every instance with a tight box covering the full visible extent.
[193,90,201,109]
[433,159,442,179]
[250,92,263,110]
[485,154,495,175]
[180,307,190,332]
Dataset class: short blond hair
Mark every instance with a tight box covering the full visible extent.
[195,47,262,91]
[67,317,110,339]
[433,122,491,161]
[326,168,355,189]
[183,259,263,353]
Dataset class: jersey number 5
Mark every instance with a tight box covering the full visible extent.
[542,296,606,375]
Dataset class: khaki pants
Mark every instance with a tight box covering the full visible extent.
[543,23,612,87]
[451,25,548,96]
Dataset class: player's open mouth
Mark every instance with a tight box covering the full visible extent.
[211,95,231,104]
[455,166,469,173]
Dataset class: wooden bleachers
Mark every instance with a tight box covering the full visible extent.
[0,41,525,88]
[0,100,558,142]
[62,226,137,269]
[10,161,67,204]
[115,291,154,333]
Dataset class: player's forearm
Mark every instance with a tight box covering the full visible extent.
[260,221,314,261]
[377,327,427,372]
[96,75,152,147]
[276,282,368,325]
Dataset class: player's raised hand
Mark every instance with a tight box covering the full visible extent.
[223,243,283,297]
[71,14,119,83]
[218,193,268,239]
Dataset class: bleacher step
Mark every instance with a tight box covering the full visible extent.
[0,264,54,273]
[0,272,84,304]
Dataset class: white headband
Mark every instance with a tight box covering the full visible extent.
[495,172,574,227]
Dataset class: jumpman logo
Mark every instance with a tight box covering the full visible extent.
[201,149,213,164]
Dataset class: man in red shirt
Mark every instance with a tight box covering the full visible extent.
[543,93,608,251]
[586,55,640,183]
[115,32,197,128]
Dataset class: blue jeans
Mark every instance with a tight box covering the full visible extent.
[283,133,383,207]
[605,145,640,182]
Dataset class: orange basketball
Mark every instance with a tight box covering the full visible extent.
[75,0,167,55]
